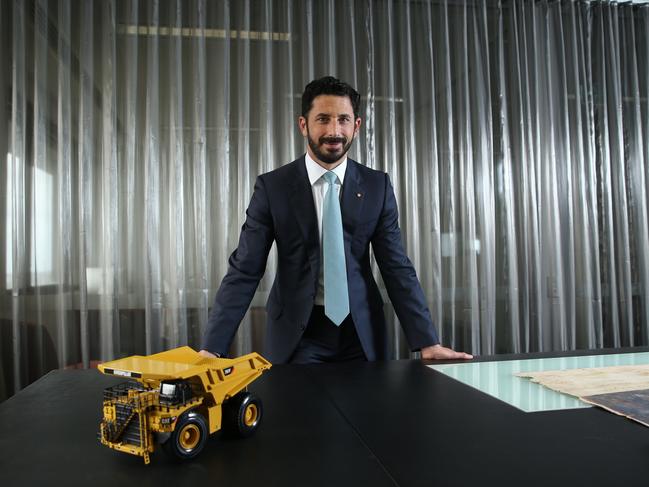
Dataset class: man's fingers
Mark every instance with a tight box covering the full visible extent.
[426,348,473,360]
[198,349,217,359]
[451,351,473,359]
[420,344,474,360]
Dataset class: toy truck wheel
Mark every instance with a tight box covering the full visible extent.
[162,410,208,460]
[224,392,263,438]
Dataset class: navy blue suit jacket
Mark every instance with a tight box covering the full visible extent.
[202,156,439,362]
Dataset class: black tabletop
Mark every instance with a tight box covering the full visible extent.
[1,350,648,486]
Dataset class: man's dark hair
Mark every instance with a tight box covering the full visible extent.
[301,76,361,119]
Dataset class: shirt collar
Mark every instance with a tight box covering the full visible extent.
[305,152,347,186]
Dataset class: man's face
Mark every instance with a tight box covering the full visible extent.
[298,95,362,167]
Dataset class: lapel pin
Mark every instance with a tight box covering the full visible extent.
[357,193,362,198]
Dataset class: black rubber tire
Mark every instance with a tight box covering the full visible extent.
[162,410,208,461]
[223,392,263,438]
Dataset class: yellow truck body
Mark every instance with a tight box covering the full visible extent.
[97,347,271,464]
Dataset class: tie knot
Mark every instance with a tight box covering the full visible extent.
[323,171,337,185]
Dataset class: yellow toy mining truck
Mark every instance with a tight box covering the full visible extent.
[97,347,271,464]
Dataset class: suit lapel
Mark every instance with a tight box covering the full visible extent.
[289,157,319,250]
[341,159,366,239]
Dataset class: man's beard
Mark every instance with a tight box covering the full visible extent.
[307,131,354,165]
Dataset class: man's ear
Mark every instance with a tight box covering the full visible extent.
[353,117,362,137]
[298,116,308,137]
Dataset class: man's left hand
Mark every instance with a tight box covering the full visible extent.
[421,344,473,360]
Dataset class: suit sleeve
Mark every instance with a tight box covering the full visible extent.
[370,174,440,350]
[202,176,275,356]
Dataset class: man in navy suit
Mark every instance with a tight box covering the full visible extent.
[200,76,472,364]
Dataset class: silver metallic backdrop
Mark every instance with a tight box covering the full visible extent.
[1,0,649,399]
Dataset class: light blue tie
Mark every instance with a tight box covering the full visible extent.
[322,171,349,326]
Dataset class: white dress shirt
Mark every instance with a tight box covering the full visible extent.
[304,152,347,306]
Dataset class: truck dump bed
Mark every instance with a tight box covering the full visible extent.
[99,346,271,402]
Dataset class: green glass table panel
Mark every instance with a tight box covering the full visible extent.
[429,352,649,412]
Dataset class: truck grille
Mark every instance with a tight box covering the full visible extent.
[102,381,154,445]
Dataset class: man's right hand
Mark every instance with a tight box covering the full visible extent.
[198,349,219,359]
